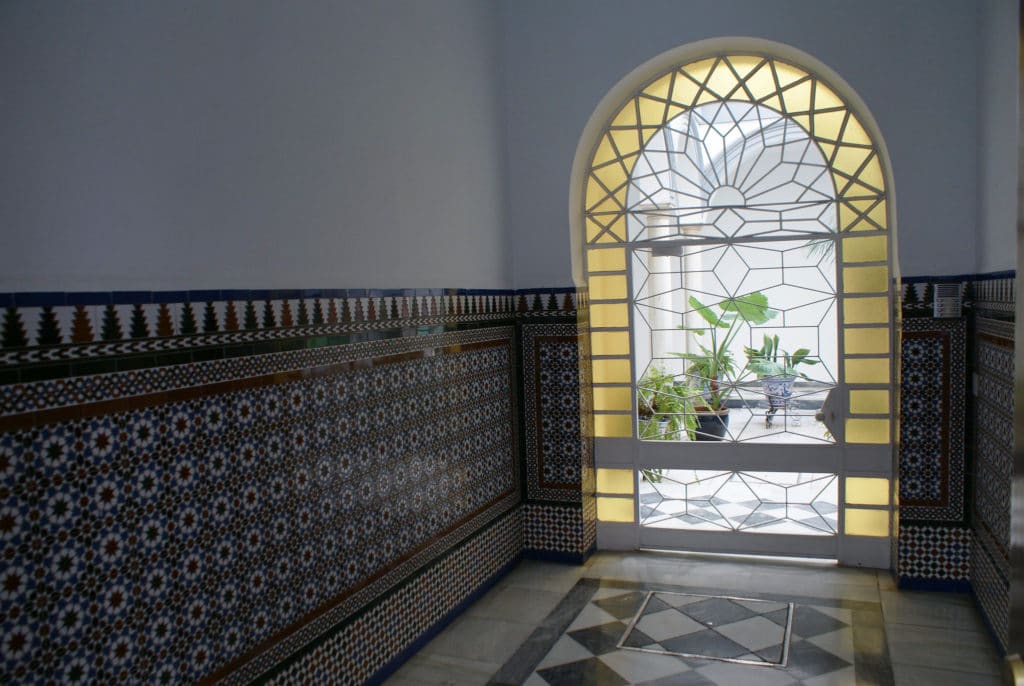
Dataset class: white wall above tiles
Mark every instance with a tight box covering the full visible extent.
[0,0,511,291]
[499,0,1009,286]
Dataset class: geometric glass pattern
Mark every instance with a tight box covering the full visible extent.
[638,470,838,535]
[632,237,838,443]
[617,591,795,667]
[583,53,892,443]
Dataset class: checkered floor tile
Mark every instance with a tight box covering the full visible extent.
[491,578,881,686]
[617,592,794,665]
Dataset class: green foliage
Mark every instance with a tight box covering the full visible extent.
[744,334,819,380]
[670,291,777,410]
[636,365,699,440]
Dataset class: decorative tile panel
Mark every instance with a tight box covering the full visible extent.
[968,273,1014,655]
[521,323,585,503]
[898,318,966,523]
[263,508,521,686]
[897,525,970,581]
[0,323,518,684]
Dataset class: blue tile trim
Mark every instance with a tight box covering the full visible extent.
[364,554,523,686]
[521,548,589,565]
[66,291,112,305]
[13,292,66,306]
[896,577,971,593]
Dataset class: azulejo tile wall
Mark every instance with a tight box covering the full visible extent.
[896,297,969,588]
[969,276,1015,651]
[518,292,596,561]
[0,287,590,684]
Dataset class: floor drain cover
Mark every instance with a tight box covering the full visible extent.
[617,591,794,666]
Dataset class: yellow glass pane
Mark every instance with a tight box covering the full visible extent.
[591,331,630,356]
[867,200,887,229]
[590,303,629,328]
[843,266,888,293]
[850,390,890,415]
[609,128,642,158]
[597,468,634,495]
[832,145,871,177]
[844,297,888,324]
[841,115,871,146]
[844,328,889,355]
[706,60,740,97]
[858,156,885,192]
[845,357,890,384]
[695,89,719,106]
[818,141,836,161]
[670,72,702,107]
[845,508,889,536]
[781,79,812,113]
[592,358,632,383]
[612,101,638,128]
[683,57,716,84]
[597,496,635,522]
[585,217,604,243]
[593,386,632,412]
[846,477,889,505]
[842,235,887,262]
[744,61,777,100]
[592,159,628,193]
[637,96,666,127]
[585,178,612,212]
[773,61,807,88]
[761,94,783,112]
[813,110,846,142]
[814,82,843,110]
[588,248,626,272]
[588,275,627,300]
[605,215,627,242]
[642,73,672,101]
[592,134,618,168]
[791,113,811,132]
[726,55,764,81]
[838,202,859,231]
[591,192,625,214]
[845,418,890,444]
[594,413,632,438]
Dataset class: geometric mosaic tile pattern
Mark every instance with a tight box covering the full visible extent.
[0,288,579,378]
[899,318,966,524]
[897,524,971,582]
[972,529,1010,653]
[0,328,517,684]
[265,508,522,686]
[523,503,587,557]
[493,578,883,686]
[618,592,794,666]
[969,273,1014,653]
[521,323,585,503]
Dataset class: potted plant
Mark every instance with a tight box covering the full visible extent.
[636,365,699,482]
[744,334,819,427]
[636,365,699,441]
[671,291,777,440]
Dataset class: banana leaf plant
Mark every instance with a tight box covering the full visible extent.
[671,291,777,411]
[744,334,819,380]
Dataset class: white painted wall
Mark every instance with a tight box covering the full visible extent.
[499,0,988,286]
[0,0,510,291]
[976,0,1019,275]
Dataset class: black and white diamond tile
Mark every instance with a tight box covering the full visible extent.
[493,579,875,686]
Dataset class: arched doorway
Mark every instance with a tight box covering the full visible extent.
[572,40,898,567]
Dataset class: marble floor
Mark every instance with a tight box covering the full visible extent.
[385,551,1005,686]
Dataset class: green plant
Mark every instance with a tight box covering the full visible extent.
[636,365,699,441]
[671,291,777,411]
[744,334,819,380]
